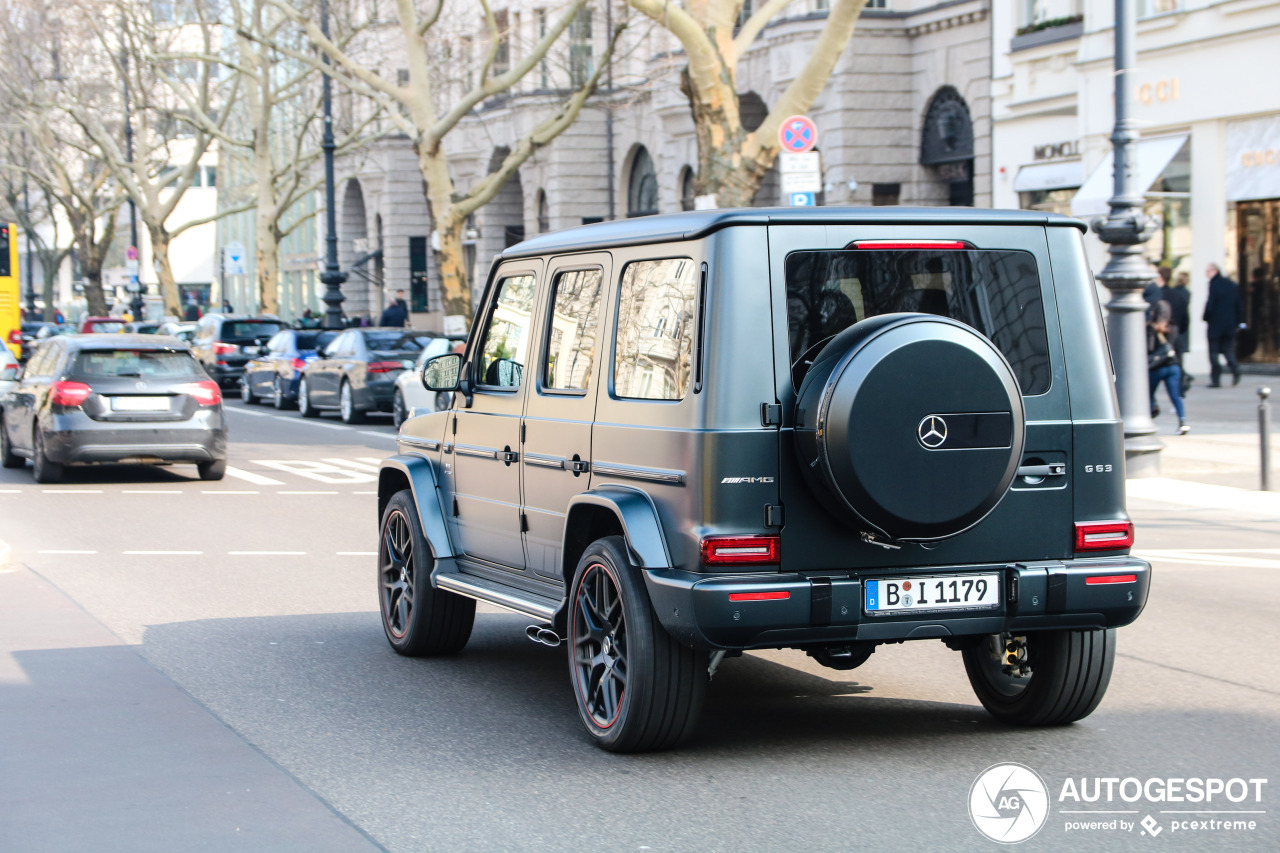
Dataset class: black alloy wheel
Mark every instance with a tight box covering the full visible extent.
[962,629,1116,726]
[298,377,318,418]
[32,429,62,484]
[0,416,23,468]
[393,389,407,428]
[340,380,365,424]
[240,376,257,404]
[272,376,288,410]
[568,536,706,752]
[378,490,474,655]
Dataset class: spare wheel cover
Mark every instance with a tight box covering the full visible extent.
[797,313,1025,541]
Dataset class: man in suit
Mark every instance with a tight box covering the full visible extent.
[1203,263,1244,387]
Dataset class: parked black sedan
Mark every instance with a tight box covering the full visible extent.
[239,328,338,409]
[0,335,228,483]
[297,328,441,423]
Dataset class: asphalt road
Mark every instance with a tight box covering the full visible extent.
[1,398,1277,852]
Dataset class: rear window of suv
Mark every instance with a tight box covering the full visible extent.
[220,321,283,342]
[72,350,203,379]
[785,249,1051,395]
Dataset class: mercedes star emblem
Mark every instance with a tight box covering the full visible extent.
[918,415,948,449]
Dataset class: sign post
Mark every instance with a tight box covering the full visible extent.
[778,117,820,206]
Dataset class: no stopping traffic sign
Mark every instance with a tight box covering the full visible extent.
[779,115,817,153]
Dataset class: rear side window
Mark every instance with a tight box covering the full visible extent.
[785,249,1051,395]
[294,331,336,352]
[71,350,202,379]
[220,321,283,342]
[545,268,604,391]
[613,258,698,401]
[363,331,437,352]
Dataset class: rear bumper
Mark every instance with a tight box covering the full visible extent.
[44,411,228,465]
[642,557,1151,650]
[206,363,247,384]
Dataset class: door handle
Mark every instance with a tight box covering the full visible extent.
[1016,463,1066,478]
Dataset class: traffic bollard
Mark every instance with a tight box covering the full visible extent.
[1261,387,1273,492]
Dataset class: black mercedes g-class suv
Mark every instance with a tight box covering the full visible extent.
[376,207,1149,752]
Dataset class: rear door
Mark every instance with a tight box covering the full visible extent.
[767,222,1073,570]
[521,254,610,580]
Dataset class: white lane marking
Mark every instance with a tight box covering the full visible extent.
[122,489,183,494]
[360,430,396,441]
[269,414,347,431]
[225,466,286,486]
[253,459,376,484]
[38,549,98,555]
[229,550,307,556]
[358,457,386,465]
[352,491,376,495]
[202,490,259,495]
[337,551,377,556]
[124,550,203,555]
[323,457,380,473]
[278,490,339,495]
[41,489,104,494]
[225,407,270,417]
[0,488,21,493]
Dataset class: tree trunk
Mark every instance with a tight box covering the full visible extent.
[40,254,59,322]
[255,190,280,316]
[149,228,182,318]
[82,267,108,317]
[685,70,770,208]
[417,142,472,324]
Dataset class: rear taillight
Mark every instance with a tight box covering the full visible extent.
[1,365,17,381]
[291,358,307,372]
[367,361,402,374]
[849,240,970,250]
[179,380,222,406]
[6,330,20,344]
[50,381,92,407]
[213,342,237,356]
[1074,521,1135,552]
[700,535,781,566]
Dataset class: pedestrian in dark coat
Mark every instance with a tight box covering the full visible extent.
[1163,270,1193,393]
[378,295,408,327]
[1203,263,1244,387]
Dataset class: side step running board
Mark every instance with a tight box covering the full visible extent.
[435,573,560,622]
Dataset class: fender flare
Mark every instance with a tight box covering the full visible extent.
[564,485,672,572]
[378,454,455,562]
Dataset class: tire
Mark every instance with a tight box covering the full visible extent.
[962,629,1116,726]
[568,536,707,752]
[378,490,475,655]
[339,380,365,424]
[272,376,289,410]
[0,416,23,469]
[197,458,226,481]
[392,389,407,428]
[32,429,63,484]
[239,376,258,405]
[298,377,319,418]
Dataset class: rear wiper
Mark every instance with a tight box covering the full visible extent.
[115,371,142,377]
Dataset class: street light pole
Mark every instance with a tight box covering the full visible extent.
[1093,0,1162,477]
[20,131,36,319]
[121,27,143,321]
[319,0,347,330]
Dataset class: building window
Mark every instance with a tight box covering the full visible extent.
[872,183,900,206]
[1140,0,1180,17]
[679,167,696,211]
[493,9,510,77]
[536,190,550,233]
[396,68,409,87]
[535,8,548,89]
[569,8,593,88]
[627,147,659,218]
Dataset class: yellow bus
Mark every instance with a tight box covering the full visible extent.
[0,223,20,359]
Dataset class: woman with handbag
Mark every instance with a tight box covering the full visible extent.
[1149,299,1189,435]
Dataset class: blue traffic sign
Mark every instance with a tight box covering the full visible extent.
[789,192,816,207]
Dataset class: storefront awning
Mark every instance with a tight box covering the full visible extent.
[1070,135,1189,217]
[1013,160,1084,193]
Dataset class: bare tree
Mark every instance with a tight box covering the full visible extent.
[267,0,625,324]
[626,0,869,207]
[0,154,74,322]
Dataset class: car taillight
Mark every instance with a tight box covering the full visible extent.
[213,342,237,356]
[6,330,20,344]
[291,358,307,371]
[1,365,17,381]
[1074,521,1134,552]
[701,535,781,566]
[367,361,402,374]
[179,380,222,406]
[848,240,970,250]
[50,381,92,407]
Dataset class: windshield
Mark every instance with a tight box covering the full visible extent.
[86,320,125,333]
[221,321,283,342]
[785,249,1051,395]
[71,349,203,380]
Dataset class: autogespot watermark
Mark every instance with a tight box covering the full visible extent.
[968,765,1268,843]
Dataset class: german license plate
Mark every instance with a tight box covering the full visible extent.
[865,573,1001,614]
[111,396,170,412]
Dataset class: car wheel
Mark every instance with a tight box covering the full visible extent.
[240,376,257,405]
[378,490,475,655]
[298,377,319,418]
[32,430,63,484]
[962,629,1115,726]
[340,380,365,424]
[434,391,452,412]
[197,458,227,481]
[568,536,707,752]
[272,376,288,410]
[0,416,23,469]
[393,389,407,428]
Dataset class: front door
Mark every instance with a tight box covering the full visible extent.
[449,264,541,571]
[521,255,610,579]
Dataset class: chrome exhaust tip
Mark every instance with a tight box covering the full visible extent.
[525,625,562,647]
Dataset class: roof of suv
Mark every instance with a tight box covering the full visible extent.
[501,206,1088,260]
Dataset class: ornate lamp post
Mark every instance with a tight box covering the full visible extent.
[1093,0,1162,477]
[319,0,347,330]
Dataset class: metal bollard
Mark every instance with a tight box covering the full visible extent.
[1261,387,1273,492]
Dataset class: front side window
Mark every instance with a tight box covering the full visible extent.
[477,274,536,388]
[785,248,1051,395]
[613,259,698,401]
[544,268,604,391]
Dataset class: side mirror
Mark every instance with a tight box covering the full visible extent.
[422,353,462,392]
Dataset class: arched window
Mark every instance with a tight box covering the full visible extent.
[738,91,767,132]
[679,167,696,211]
[627,146,659,218]
[536,189,550,233]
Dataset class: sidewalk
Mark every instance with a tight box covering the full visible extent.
[1147,377,1276,491]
